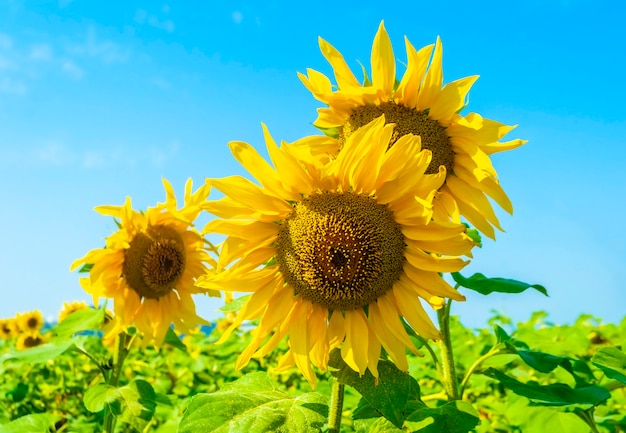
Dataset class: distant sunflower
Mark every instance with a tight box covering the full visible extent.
[16,331,47,350]
[71,179,219,346]
[16,310,44,333]
[198,117,474,386]
[0,318,18,340]
[298,21,526,239]
[58,300,90,323]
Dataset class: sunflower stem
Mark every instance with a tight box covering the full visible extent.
[328,380,345,433]
[104,331,131,433]
[437,299,460,400]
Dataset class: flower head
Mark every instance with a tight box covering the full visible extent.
[71,179,219,346]
[199,117,475,386]
[16,331,47,350]
[0,318,18,340]
[298,21,526,239]
[58,300,90,323]
[16,310,44,333]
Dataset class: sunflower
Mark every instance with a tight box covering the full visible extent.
[198,117,475,386]
[298,21,526,239]
[0,318,18,340]
[71,178,219,347]
[16,310,44,333]
[16,331,47,350]
[58,300,90,323]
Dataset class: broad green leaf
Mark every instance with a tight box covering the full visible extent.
[116,379,158,431]
[405,400,480,433]
[592,346,626,384]
[523,407,589,433]
[54,307,105,339]
[328,349,421,428]
[163,327,187,353]
[83,384,119,413]
[0,413,60,433]
[0,338,76,366]
[485,368,610,406]
[178,372,328,433]
[354,416,405,433]
[451,272,548,296]
[83,380,157,432]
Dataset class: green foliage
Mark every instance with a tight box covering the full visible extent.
[451,272,548,296]
[0,311,624,432]
[178,372,328,433]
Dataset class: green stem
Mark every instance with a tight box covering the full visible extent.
[104,332,131,433]
[74,346,109,381]
[459,345,504,398]
[328,380,345,433]
[576,409,600,433]
[437,299,460,401]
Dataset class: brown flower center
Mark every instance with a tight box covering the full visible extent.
[123,225,186,299]
[276,192,406,310]
[342,102,454,175]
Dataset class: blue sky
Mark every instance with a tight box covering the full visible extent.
[1,1,624,329]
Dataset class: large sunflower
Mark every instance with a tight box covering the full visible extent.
[198,117,475,386]
[71,179,219,346]
[298,21,526,239]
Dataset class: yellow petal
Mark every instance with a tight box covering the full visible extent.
[395,40,434,108]
[319,37,361,89]
[392,283,441,340]
[416,37,443,110]
[341,309,369,375]
[371,21,395,100]
[429,75,479,122]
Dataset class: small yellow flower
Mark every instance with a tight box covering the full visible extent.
[15,331,47,350]
[58,300,90,323]
[200,117,475,386]
[71,178,219,347]
[0,318,18,340]
[299,21,526,239]
[16,310,44,333]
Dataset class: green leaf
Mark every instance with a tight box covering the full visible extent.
[485,368,610,406]
[354,416,405,432]
[83,380,157,432]
[116,379,158,430]
[83,384,119,413]
[405,400,480,433]
[0,413,61,433]
[592,346,626,384]
[78,263,93,273]
[523,407,590,433]
[451,272,548,296]
[0,338,76,366]
[219,294,250,313]
[178,372,328,433]
[328,349,421,428]
[163,327,187,353]
[54,307,105,339]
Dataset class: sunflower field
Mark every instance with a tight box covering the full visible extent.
[1,21,625,433]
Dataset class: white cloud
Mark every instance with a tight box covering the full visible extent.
[31,141,75,165]
[150,77,171,90]
[0,77,26,94]
[135,8,175,33]
[232,11,243,24]
[68,27,130,63]
[0,33,13,50]
[30,44,53,61]
[61,59,83,79]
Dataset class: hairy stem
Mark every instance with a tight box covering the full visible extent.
[437,300,460,400]
[104,332,130,433]
[328,380,345,433]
